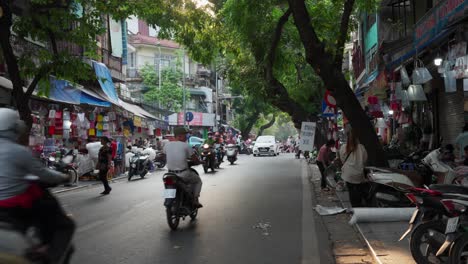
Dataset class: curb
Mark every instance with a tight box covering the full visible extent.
[308,163,384,264]
[52,174,128,194]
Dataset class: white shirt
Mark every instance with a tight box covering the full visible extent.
[339,144,368,184]
[163,141,192,171]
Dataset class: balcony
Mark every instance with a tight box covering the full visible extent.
[101,48,123,81]
[56,41,83,57]
[126,68,140,79]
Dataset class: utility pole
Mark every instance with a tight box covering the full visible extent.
[157,42,161,119]
[183,48,187,128]
[215,70,219,131]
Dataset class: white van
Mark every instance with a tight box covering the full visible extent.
[253,135,280,156]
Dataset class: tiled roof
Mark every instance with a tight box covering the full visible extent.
[128,34,180,49]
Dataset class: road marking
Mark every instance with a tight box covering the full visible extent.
[301,161,320,264]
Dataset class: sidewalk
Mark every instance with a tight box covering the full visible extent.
[309,163,415,264]
[307,163,374,264]
[335,190,414,264]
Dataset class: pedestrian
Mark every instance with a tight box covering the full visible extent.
[455,124,468,160]
[338,128,368,207]
[96,136,112,195]
[316,139,335,191]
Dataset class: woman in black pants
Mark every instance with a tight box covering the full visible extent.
[338,128,368,207]
[97,137,112,195]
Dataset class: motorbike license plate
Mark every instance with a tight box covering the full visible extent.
[163,189,177,199]
[409,209,419,224]
[445,217,459,234]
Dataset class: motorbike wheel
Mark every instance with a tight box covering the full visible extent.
[190,208,198,221]
[128,171,133,181]
[157,161,166,168]
[410,220,448,264]
[230,160,234,165]
[203,164,208,173]
[140,169,148,178]
[166,197,181,230]
[448,233,468,264]
[65,168,78,186]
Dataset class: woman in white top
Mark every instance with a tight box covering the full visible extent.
[338,128,368,207]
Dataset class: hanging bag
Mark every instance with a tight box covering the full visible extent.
[400,67,411,87]
[412,59,433,84]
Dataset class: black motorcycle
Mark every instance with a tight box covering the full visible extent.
[128,152,151,181]
[0,175,75,264]
[200,144,218,173]
[154,151,166,169]
[163,166,200,230]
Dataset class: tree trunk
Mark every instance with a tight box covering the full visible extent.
[240,110,260,140]
[0,1,32,145]
[257,114,276,136]
[288,0,386,166]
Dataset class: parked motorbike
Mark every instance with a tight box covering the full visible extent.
[42,149,79,187]
[200,144,218,173]
[154,151,167,169]
[226,144,238,165]
[128,152,151,180]
[0,175,74,264]
[398,185,468,263]
[162,162,200,230]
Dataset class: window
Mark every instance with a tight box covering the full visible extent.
[129,52,135,68]
[391,0,415,37]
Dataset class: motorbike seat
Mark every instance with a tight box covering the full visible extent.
[429,184,468,195]
[163,173,188,184]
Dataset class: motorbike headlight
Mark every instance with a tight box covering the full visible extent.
[270,145,274,148]
[131,164,136,168]
[203,144,210,149]
[208,152,211,155]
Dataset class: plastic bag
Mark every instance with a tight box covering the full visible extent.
[444,70,457,92]
[412,60,433,84]
[400,67,410,87]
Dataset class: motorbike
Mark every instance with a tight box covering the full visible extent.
[398,185,468,263]
[162,162,200,230]
[226,144,238,165]
[154,151,166,169]
[200,144,220,173]
[42,149,79,187]
[365,147,465,208]
[128,152,151,181]
[0,175,74,264]
[240,142,252,155]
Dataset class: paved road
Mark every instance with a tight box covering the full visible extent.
[58,154,328,264]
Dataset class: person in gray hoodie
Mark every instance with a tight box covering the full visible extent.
[0,108,75,263]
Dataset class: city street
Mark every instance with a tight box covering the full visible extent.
[58,154,329,264]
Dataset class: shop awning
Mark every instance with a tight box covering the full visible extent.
[50,79,111,107]
[118,99,157,119]
[355,71,378,96]
[93,61,120,105]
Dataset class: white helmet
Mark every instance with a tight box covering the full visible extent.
[0,108,26,135]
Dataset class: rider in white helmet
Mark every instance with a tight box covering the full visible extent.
[0,108,75,263]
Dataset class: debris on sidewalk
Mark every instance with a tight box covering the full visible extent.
[253,222,272,236]
[314,204,348,216]
[349,208,416,225]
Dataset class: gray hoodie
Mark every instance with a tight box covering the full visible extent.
[0,133,65,200]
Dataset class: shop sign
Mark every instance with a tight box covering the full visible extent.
[414,0,467,49]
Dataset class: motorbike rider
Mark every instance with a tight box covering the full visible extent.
[164,127,203,207]
[0,108,75,263]
[203,132,217,163]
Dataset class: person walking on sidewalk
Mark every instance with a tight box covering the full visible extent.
[316,139,335,191]
[96,137,112,195]
[338,128,368,207]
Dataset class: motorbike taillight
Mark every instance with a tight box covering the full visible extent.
[164,177,175,185]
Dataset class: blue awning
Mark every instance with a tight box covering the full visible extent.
[386,28,455,70]
[50,79,111,107]
[93,61,119,105]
